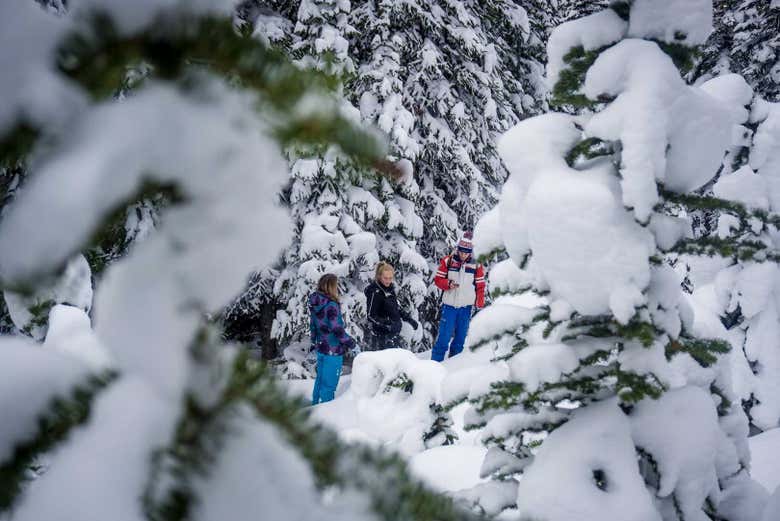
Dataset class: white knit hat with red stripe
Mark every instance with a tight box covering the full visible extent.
[456,231,473,254]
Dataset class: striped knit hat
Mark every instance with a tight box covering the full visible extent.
[456,231,473,254]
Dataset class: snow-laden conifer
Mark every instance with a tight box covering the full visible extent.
[696,0,780,101]
[455,2,771,518]
[0,3,481,520]
[674,74,780,435]
[233,1,551,354]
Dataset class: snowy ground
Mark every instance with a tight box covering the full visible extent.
[291,347,780,502]
[283,348,490,493]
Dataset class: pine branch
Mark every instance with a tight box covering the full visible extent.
[550,44,612,109]
[616,370,665,403]
[0,124,38,170]
[666,337,730,369]
[0,371,116,512]
[145,347,484,521]
[669,237,780,262]
[565,137,615,167]
[475,246,507,265]
[0,12,399,179]
[659,188,780,231]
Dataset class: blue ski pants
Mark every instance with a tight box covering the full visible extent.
[431,304,472,362]
[312,352,343,405]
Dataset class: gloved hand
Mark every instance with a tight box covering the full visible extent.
[407,318,419,330]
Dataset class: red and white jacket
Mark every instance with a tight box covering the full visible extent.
[434,255,486,309]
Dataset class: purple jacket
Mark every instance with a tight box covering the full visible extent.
[309,291,355,356]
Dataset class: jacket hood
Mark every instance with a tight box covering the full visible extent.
[309,291,333,311]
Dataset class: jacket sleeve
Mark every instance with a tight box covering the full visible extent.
[309,312,316,345]
[365,285,379,321]
[434,257,451,291]
[365,286,390,333]
[329,302,355,350]
[474,264,486,308]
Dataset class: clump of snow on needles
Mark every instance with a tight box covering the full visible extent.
[0,336,90,463]
[583,39,732,222]
[0,0,84,136]
[497,113,653,321]
[628,0,713,46]
[546,9,627,88]
[44,304,113,370]
[515,399,661,521]
[11,378,175,521]
[0,82,292,399]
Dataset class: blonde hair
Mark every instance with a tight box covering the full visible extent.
[317,273,340,302]
[375,261,395,281]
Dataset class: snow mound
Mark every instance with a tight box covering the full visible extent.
[409,445,487,493]
[312,349,447,456]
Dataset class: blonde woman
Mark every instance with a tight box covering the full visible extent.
[310,273,356,404]
[363,262,418,351]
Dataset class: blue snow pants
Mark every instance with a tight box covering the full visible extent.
[312,352,343,405]
[431,304,472,362]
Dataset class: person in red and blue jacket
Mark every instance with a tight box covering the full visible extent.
[431,231,485,362]
[310,273,357,405]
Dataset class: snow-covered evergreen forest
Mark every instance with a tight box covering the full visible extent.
[2,0,780,520]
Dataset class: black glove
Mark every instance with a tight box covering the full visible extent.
[407,318,419,330]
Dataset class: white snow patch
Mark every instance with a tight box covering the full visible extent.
[409,445,487,493]
[516,399,661,521]
[13,378,176,521]
[44,304,112,370]
[628,0,713,45]
[0,336,90,463]
[546,9,627,88]
[750,429,780,494]
[630,386,720,519]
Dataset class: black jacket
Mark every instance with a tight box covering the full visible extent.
[364,281,412,335]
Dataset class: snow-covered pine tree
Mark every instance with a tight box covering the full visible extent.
[695,0,780,101]
[682,0,780,435]
[346,0,549,341]
[453,1,771,518]
[228,1,428,360]
[668,73,780,435]
[0,0,163,340]
[535,0,609,28]
[237,0,551,355]
[0,2,479,519]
